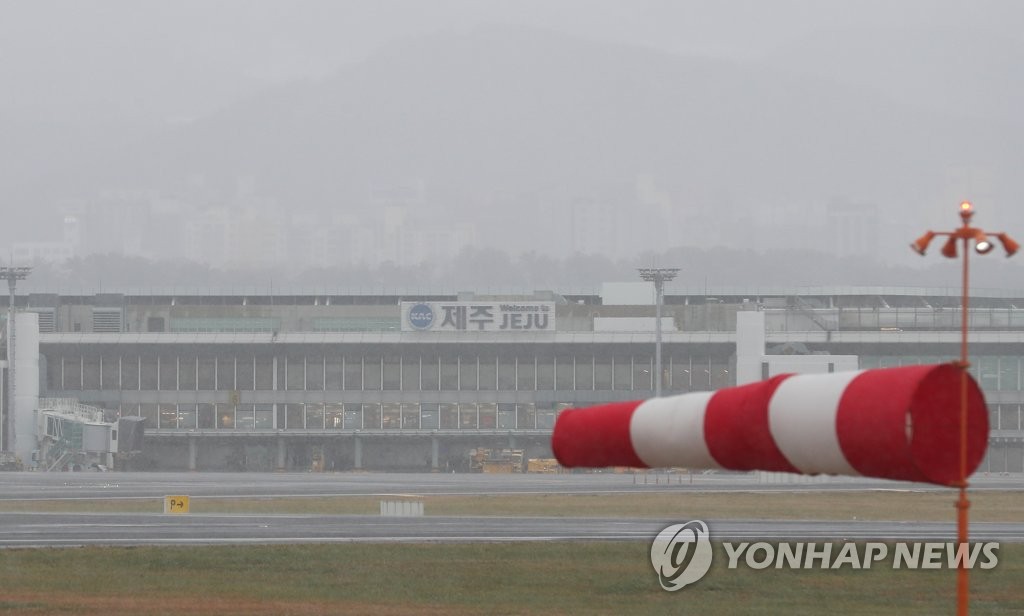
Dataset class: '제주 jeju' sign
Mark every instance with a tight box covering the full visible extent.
[401,302,555,332]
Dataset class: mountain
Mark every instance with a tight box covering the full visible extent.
[6,25,1024,260]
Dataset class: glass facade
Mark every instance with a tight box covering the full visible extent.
[40,345,1024,434]
[859,355,1024,391]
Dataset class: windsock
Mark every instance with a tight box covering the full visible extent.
[552,364,987,486]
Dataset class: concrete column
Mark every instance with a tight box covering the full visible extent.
[735,310,766,385]
[431,436,439,472]
[276,436,287,472]
[354,435,363,470]
[188,436,198,471]
[12,312,39,467]
[508,434,517,449]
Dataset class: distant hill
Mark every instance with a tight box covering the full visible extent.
[21,244,1024,295]
[7,25,1024,257]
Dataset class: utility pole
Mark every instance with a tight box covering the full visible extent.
[638,268,679,397]
[1,266,31,452]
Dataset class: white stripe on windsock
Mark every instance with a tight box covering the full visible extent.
[630,391,721,469]
[767,370,864,476]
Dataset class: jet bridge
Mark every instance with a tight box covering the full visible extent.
[36,398,142,471]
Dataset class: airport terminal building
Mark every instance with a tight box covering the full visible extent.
[3,285,1024,473]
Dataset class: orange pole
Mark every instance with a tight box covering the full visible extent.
[915,204,1017,614]
[956,232,970,616]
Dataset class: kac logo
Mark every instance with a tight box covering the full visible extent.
[408,303,434,331]
[651,520,713,591]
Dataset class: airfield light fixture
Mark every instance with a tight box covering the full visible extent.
[995,233,1020,257]
[940,235,959,259]
[973,231,994,254]
[910,231,936,255]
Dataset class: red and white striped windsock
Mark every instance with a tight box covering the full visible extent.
[552,364,988,486]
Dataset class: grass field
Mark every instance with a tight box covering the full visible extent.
[1,490,1021,614]
[0,542,1020,615]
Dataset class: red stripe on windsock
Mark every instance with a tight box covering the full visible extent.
[835,366,930,482]
[836,363,988,486]
[910,364,988,485]
[704,374,800,472]
[551,400,647,468]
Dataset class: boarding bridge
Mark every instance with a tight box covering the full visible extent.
[35,398,142,471]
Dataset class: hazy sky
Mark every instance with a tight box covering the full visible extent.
[2,0,1023,276]
[5,0,1020,132]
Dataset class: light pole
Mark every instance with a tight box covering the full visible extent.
[911,201,1017,616]
[638,268,679,397]
[1,265,31,453]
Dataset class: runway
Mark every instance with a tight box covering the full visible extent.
[0,513,1022,548]
[1,470,1022,501]
[0,472,1021,547]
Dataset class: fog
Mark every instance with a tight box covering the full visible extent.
[3,0,1023,290]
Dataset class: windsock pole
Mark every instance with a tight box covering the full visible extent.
[911,200,1020,616]
[956,228,971,616]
